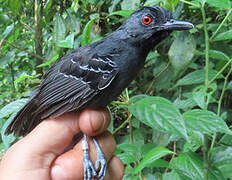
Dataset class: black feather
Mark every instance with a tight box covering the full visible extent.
[5,6,193,136]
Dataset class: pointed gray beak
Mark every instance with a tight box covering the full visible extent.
[162,19,194,30]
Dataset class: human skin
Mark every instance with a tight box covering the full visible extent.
[0,108,124,180]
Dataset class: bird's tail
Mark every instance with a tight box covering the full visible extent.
[5,92,40,137]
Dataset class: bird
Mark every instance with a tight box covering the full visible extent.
[5,6,193,180]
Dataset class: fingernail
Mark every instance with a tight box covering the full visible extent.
[51,165,66,180]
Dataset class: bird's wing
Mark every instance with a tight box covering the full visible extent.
[5,53,118,136]
[33,54,118,120]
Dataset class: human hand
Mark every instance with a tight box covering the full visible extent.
[0,108,124,180]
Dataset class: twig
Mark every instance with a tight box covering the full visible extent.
[146,61,170,94]
[112,113,132,135]
[2,39,45,61]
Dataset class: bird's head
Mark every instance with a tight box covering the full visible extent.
[120,6,194,48]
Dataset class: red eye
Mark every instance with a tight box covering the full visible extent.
[142,16,152,25]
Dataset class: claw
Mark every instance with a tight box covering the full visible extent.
[82,134,97,180]
[92,137,107,179]
[95,154,107,178]
[82,135,107,180]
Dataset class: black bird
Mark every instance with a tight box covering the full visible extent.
[5,6,193,180]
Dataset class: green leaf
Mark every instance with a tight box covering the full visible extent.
[129,96,189,140]
[108,0,121,13]
[213,29,232,41]
[192,86,207,109]
[141,143,156,154]
[219,134,232,146]
[176,69,223,87]
[208,167,226,180]
[146,51,159,61]
[121,0,140,10]
[174,98,197,110]
[57,33,74,49]
[218,164,232,179]
[0,98,28,119]
[2,23,14,39]
[37,54,59,68]
[207,0,231,9]
[183,109,232,135]
[209,146,232,167]
[183,131,204,152]
[9,0,22,14]
[0,51,15,67]
[209,50,230,61]
[227,81,232,91]
[1,113,16,149]
[44,0,53,13]
[197,50,230,61]
[14,73,33,83]
[169,153,204,180]
[163,171,182,180]
[107,10,134,18]
[129,94,149,104]
[147,159,169,168]
[0,14,10,24]
[152,130,171,147]
[117,152,137,164]
[144,0,165,6]
[71,0,79,13]
[66,15,80,34]
[196,0,206,6]
[168,30,195,75]
[54,15,66,43]
[134,147,173,173]
[81,18,98,46]
[171,153,225,179]
[117,143,139,153]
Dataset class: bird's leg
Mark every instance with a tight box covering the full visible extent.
[82,134,97,180]
[92,137,107,180]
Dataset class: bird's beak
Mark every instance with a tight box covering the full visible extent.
[161,19,194,30]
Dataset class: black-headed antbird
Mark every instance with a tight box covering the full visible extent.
[5,6,193,180]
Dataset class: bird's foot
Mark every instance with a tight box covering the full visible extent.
[82,135,97,180]
[93,138,107,180]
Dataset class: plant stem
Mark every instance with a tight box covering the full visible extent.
[179,0,199,7]
[201,7,210,90]
[112,89,132,135]
[112,114,131,135]
[208,58,232,85]
[217,64,232,115]
[146,62,170,94]
[203,135,209,180]
[201,6,210,180]
[210,9,232,41]
[125,88,134,144]
[210,64,232,150]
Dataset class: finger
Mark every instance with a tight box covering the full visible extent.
[51,131,118,180]
[79,108,111,136]
[104,156,124,180]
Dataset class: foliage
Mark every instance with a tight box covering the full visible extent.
[1,0,232,179]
